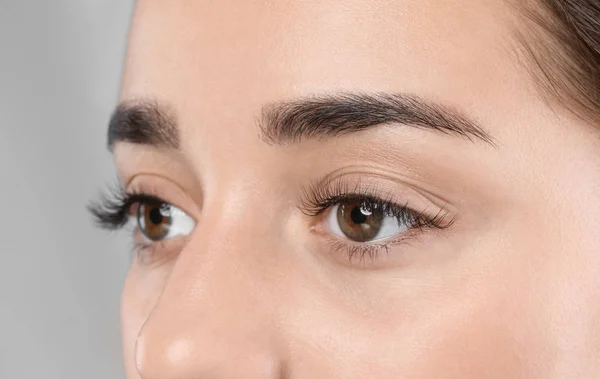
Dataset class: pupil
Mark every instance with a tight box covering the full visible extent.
[149,207,164,225]
[350,205,368,224]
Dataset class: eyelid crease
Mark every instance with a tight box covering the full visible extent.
[299,173,454,223]
[127,174,201,217]
[304,166,458,211]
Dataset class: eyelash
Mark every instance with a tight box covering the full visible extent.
[88,180,453,263]
[88,185,173,259]
[300,179,452,262]
[88,184,160,231]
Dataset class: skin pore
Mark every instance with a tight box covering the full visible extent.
[100,0,600,378]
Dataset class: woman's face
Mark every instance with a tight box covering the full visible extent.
[113,1,600,378]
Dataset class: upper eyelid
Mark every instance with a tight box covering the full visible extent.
[299,177,442,216]
[307,166,456,208]
[126,193,197,225]
[300,192,406,217]
[126,175,201,216]
[299,176,456,238]
[124,193,163,216]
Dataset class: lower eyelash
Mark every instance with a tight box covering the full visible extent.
[332,240,390,263]
[132,239,158,264]
[328,233,422,264]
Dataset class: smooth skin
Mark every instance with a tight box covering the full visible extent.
[115,0,600,378]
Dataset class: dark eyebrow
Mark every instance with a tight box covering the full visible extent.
[107,99,179,151]
[107,92,494,151]
[258,92,495,146]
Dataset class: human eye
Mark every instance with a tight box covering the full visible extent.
[300,175,454,264]
[135,198,195,242]
[87,182,196,264]
[326,197,426,241]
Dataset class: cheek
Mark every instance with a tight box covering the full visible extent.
[404,286,548,378]
[374,282,549,377]
[408,222,600,379]
[277,232,560,378]
[281,280,535,379]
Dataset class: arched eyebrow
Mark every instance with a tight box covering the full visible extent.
[258,92,494,146]
[107,92,494,150]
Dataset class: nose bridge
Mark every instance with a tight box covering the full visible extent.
[134,193,286,379]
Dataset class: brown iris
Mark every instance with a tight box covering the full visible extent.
[137,201,172,241]
[336,201,384,242]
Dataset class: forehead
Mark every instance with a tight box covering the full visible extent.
[120,0,528,145]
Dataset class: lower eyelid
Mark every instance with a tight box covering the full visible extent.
[133,241,163,266]
[325,226,421,246]
[324,235,421,267]
[132,230,188,267]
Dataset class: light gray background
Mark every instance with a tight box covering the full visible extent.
[1,2,134,378]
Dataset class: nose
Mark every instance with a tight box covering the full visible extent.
[133,215,285,379]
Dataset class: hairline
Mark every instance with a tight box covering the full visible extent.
[509,0,600,127]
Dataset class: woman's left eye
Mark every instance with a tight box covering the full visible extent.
[324,200,411,243]
[136,200,195,242]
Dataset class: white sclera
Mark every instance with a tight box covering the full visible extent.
[163,206,195,239]
[136,204,195,241]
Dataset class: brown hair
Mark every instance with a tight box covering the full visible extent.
[515,0,600,125]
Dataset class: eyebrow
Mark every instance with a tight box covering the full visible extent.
[107,92,494,150]
[259,92,494,145]
[107,99,179,151]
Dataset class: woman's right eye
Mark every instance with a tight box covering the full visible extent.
[136,200,196,242]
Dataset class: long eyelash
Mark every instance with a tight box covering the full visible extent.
[300,177,454,263]
[87,182,163,230]
[300,177,451,230]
